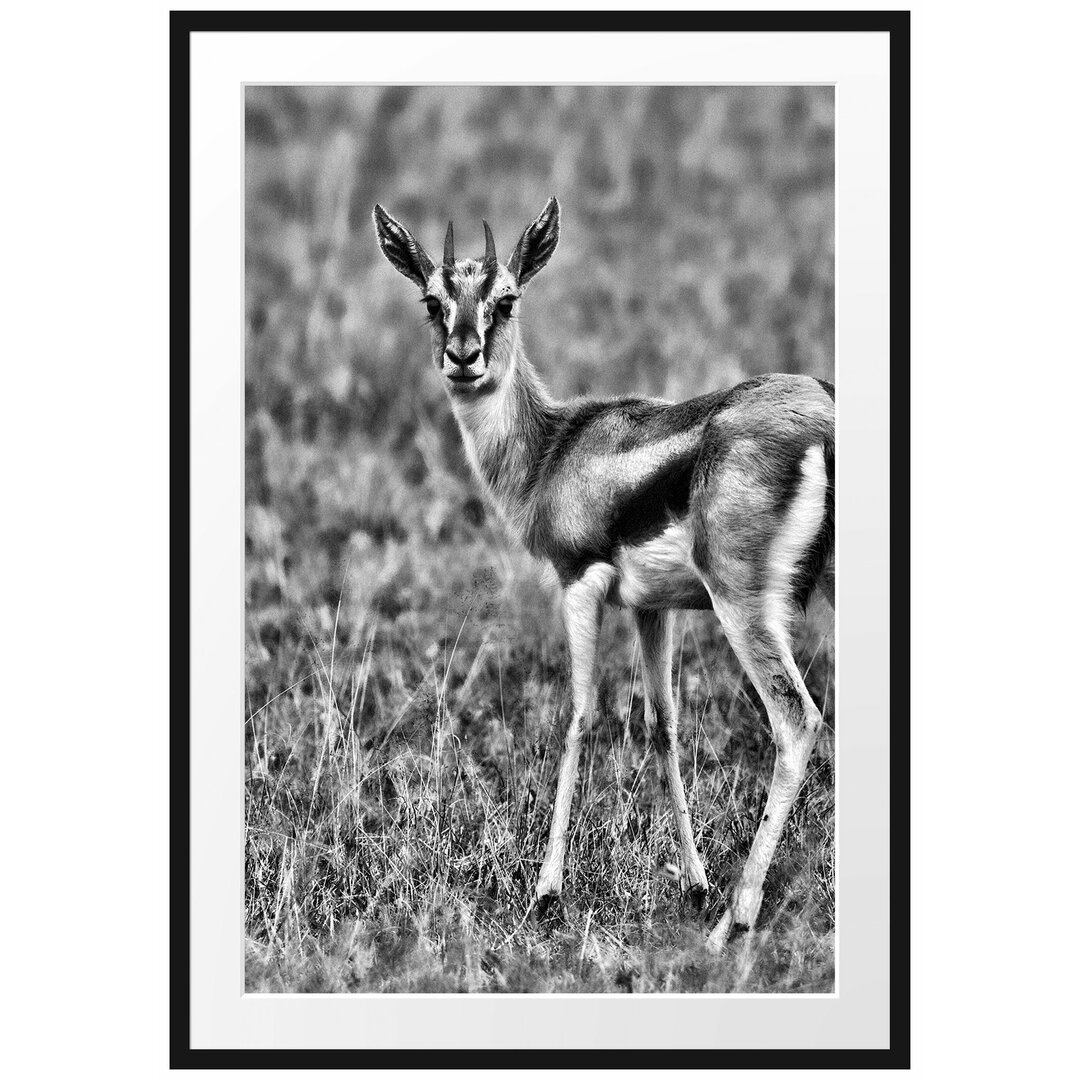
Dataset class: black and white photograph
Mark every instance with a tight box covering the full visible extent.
[245,82,837,994]
[17,1,1080,1075]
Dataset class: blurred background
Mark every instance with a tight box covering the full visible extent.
[246,84,833,436]
[244,86,836,992]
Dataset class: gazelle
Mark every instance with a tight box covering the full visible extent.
[373,197,834,949]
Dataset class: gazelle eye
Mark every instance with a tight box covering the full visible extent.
[496,297,515,318]
[423,297,442,318]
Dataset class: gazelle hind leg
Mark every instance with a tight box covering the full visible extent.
[635,609,709,899]
[705,602,823,950]
[689,437,831,949]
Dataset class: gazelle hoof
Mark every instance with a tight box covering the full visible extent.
[535,890,565,923]
[683,883,709,915]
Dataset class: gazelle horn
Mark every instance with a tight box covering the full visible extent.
[443,221,455,266]
[482,219,497,268]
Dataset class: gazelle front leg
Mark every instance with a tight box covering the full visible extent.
[635,609,709,901]
[536,563,614,910]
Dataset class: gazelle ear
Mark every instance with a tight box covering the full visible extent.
[508,196,560,286]
[373,204,435,290]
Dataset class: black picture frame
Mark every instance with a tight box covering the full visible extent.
[171,8,910,1069]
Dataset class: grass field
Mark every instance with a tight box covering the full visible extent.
[245,85,835,993]
[245,538,834,993]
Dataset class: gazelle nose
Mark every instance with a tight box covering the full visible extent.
[446,346,481,368]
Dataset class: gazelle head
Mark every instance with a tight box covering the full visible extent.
[373,197,560,396]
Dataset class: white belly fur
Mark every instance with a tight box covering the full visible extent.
[611,522,710,610]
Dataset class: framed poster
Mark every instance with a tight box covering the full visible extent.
[172,8,909,1067]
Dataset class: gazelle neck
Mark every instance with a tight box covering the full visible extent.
[449,335,557,542]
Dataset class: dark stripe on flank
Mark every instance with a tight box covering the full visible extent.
[610,452,696,546]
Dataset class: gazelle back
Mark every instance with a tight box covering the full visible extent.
[374,197,834,949]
